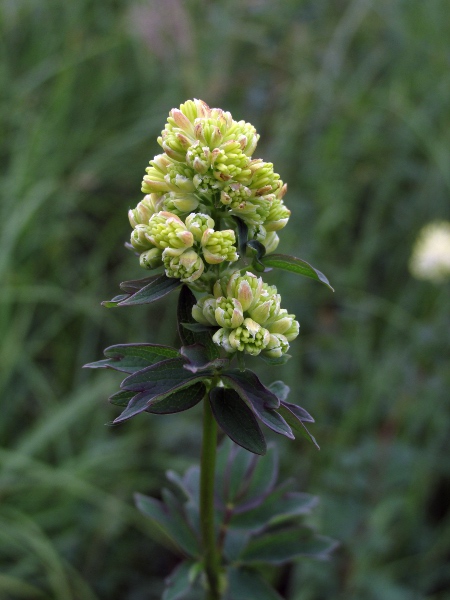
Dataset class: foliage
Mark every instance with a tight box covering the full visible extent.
[1,0,450,598]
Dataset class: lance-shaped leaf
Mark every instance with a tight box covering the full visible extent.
[278,403,319,449]
[221,370,279,409]
[101,294,130,308]
[117,274,181,306]
[109,389,134,407]
[221,371,293,440]
[84,343,179,373]
[181,344,229,374]
[260,254,334,291]
[134,494,199,558]
[177,286,220,359]
[237,445,279,506]
[120,274,162,294]
[231,491,319,530]
[209,387,267,455]
[113,358,209,423]
[225,568,283,600]
[146,382,205,414]
[239,527,338,564]
[162,561,201,600]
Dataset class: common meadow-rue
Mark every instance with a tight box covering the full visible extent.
[409,221,450,282]
[85,99,336,599]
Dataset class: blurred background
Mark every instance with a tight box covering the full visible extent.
[1,0,449,598]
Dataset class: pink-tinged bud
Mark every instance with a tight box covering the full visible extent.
[212,328,234,353]
[248,300,271,324]
[215,297,244,329]
[170,109,194,133]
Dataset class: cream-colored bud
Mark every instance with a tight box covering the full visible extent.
[185,213,215,242]
[212,328,234,353]
[139,248,163,270]
[215,297,244,329]
[263,333,289,358]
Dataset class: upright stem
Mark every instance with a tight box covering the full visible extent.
[200,394,221,600]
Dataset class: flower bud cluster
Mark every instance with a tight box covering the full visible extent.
[192,272,299,357]
[128,100,300,357]
[130,100,290,261]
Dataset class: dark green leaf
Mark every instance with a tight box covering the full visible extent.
[121,357,197,391]
[84,343,179,373]
[120,274,161,293]
[177,286,220,359]
[134,493,198,556]
[280,400,314,424]
[222,371,293,439]
[108,389,134,407]
[161,489,200,557]
[240,527,338,564]
[231,491,319,530]
[223,530,251,563]
[181,344,229,374]
[209,388,266,455]
[118,274,181,306]
[225,568,283,600]
[260,353,291,366]
[221,369,279,409]
[113,358,208,422]
[181,322,217,333]
[162,561,198,600]
[268,381,290,403]
[233,216,249,255]
[145,382,205,414]
[260,254,334,291]
[101,294,130,308]
[278,405,319,449]
[241,445,278,503]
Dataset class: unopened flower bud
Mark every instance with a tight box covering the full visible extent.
[130,224,153,253]
[163,249,204,283]
[262,333,289,358]
[201,229,238,264]
[228,318,270,356]
[147,211,194,252]
[215,297,244,329]
[264,231,280,254]
[226,272,262,312]
[283,318,300,342]
[212,328,234,353]
[128,195,160,227]
[192,295,215,325]
[139,248,163,270]
[164,193,199,214]
[264,198,291,231]
[185,213,215,243]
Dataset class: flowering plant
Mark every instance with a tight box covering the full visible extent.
[85,100,335,599]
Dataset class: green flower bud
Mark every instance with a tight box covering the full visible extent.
[226,272,263,312]
[128,194,162,227]
[163,249,204,283]
[248,291,281,325]
[164,193,199,214]
[264,231,280,254]
[201,229,238,264]
[193,173,224,194]
[142,154,174,194]
[130,224,153,253]
[186,142,212,174]
[264,197,290,232]
[283,318,300,342]
[201,297,218,325]
[248,159,282,194]
[147,211,194,252]
[267,309,295,335]
[211,141,252,184]
[228,318,270,356]
[222,120,259,156]
[192,294,216,325]
[185,213,215,243]
[262,333,289,358]
[139,248,163,270]
[214,297,244,329]
[212,328,234,353]
[165,162,196,192]
[220,184,270,226]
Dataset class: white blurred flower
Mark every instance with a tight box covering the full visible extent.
[409,221,450,282]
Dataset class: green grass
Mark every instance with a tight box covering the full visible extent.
[1,0,449,598]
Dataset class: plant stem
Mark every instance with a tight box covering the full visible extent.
[200,393,221,600]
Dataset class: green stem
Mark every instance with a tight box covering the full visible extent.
[200,393,221,600]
